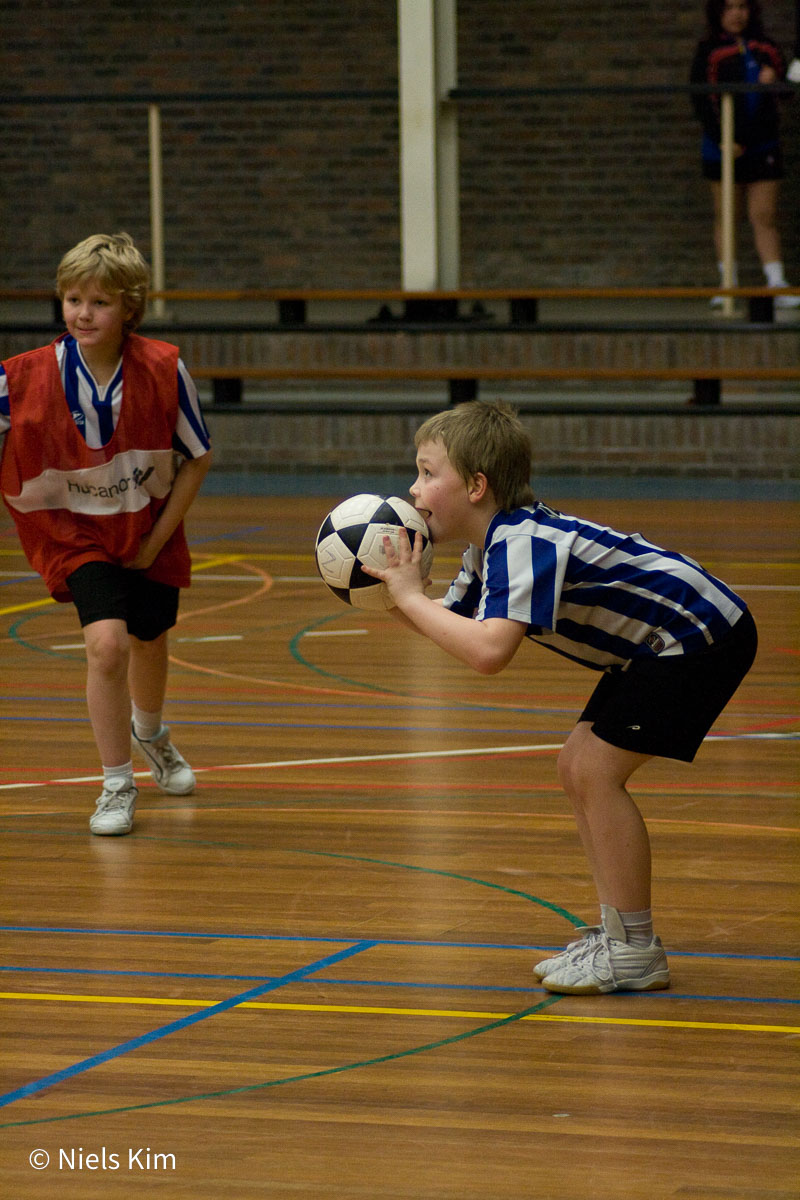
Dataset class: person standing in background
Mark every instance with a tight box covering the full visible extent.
[786,0,800,79]
[690,0,799,307]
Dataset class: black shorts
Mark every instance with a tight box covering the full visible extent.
[579,609,758,763]
[702,145,784,183]
[66,561,180,642]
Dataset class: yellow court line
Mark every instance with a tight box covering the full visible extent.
[0,597,55,615]
[1,991,796,1036]
[189,554,252,572]
[1,546,797,569]
[0,555,248,618]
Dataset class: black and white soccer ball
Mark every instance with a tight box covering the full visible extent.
[315,493,434,610]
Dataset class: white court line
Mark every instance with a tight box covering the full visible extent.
[0,743,565,792]
[175,635,244,643]
[0,733,796,794]
[302,629,369,637]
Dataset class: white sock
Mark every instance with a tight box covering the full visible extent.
[763,261,788,287]
[103,761,134,784]
[620,908,654,947]
[132,704,162,741]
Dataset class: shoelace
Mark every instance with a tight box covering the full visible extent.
[161,748,187,781]
[562,926,603,960]
[96,787,134,813]
[558,932,615,985]
[538,927,602,976]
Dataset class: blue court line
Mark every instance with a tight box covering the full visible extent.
[0,923,566,950]
[1,965,797,1007]
[188,525,267,545]
[2,713,797,743]
[0,998,565,1131]
[0,694,580,717]
[0,714,572,736]
[0,939,374,1111]
[1,925,797,962]
[0,575,36,588]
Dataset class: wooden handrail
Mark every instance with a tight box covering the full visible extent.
[189,365,799,381]
[2,286,799,303]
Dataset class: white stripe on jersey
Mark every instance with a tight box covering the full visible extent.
[444,503,746,670]
[0,340,210,459]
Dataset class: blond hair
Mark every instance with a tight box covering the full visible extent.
[56,232,150,332]
[415,399,535,512]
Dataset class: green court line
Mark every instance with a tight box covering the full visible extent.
[0,997,562,1129]
[289,613,421,695]
[295,847,584,926]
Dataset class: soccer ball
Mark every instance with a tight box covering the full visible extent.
[315,493,434,610]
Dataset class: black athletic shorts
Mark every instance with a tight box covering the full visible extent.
[702,144,784,183]
[579,609,758,763]
[66,561,180,642]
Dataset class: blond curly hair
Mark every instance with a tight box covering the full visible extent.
[56,232,150,333]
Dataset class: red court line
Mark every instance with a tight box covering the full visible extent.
[4,798,794,835]
[0,765,793,795]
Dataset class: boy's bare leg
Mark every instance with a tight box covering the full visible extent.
[83,617,132,766]
[128,631,169,715]
[557,722,653,912]
[128,631,195,795]
[535,725,670,992]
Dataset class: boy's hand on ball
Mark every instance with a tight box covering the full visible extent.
[364,531,431,601]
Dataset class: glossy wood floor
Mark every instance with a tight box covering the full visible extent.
[0,490,797,1199]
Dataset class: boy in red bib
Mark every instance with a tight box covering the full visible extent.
[0,233,212,835]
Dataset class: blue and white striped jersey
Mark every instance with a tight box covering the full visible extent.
[0,335,210,460]
[443,502,747,671]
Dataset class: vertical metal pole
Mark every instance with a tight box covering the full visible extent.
[434,0,460,290]
[397,0,439,289]
[719,92,736,318]
[148,103,166,318]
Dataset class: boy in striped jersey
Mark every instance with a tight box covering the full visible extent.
[366,400,757,995]
[0,233,212,836]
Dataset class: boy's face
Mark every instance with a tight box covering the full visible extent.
[62,280,131,359]
[410,439,476,545]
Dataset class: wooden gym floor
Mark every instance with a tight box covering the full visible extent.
[0,490,797,1199]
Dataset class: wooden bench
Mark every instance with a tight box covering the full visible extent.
[2,284,798,325]
[2,286,797,406]
[189,363,800,407]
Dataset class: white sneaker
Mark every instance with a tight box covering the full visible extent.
[540,931,670,995]
[774,292,800,309]
[532,925,603,980]
[132,724,195,795]
[90,778,137,836]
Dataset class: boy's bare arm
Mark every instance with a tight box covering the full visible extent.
[396,594,526,674]
[368,532,527,674]
[124,451,212,570]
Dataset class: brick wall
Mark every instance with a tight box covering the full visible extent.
[3,0,797,291]
[204,407,800,480]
